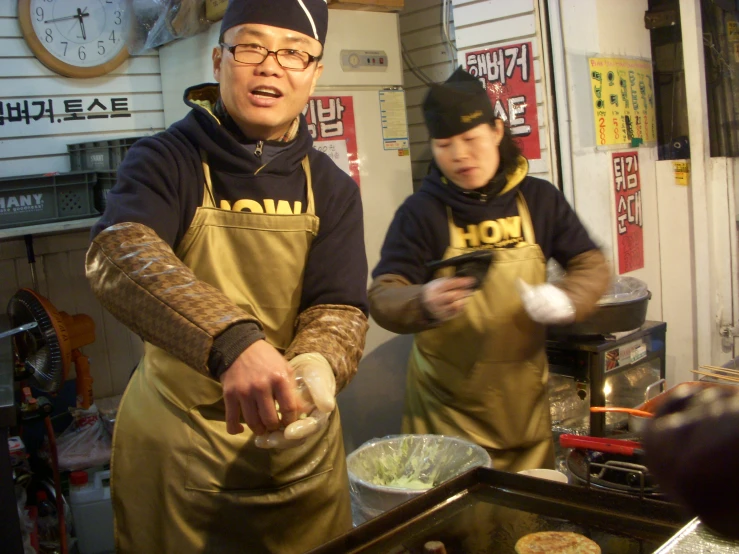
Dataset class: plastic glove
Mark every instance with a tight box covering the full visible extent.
[421,277,476,322]
[516,278,575,325]
[254,353,336,449]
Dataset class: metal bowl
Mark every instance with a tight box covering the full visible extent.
[549,290,651,337]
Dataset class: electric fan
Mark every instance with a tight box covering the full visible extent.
[7,288,96,409]
[7,288,95,554]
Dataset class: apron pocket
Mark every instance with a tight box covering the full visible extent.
[184,399,334,493]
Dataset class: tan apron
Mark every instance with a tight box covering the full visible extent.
[402,193,555,473]
[111,155,352,554]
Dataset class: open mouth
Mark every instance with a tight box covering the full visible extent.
[251,87,283,99]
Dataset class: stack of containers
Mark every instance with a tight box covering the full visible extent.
[67,137,144,213]
[0,171,99,230]
[0,136,145,231]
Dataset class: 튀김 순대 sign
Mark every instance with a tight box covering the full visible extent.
[613,151,644,274]
[464,42,541,160]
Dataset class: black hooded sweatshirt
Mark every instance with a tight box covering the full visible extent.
[92,84,368,374]
[372,161,598,284]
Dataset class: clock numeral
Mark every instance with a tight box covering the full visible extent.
[61,41,68,56]
[109,31,117,43]
[45,28,53,43]
[114,11,122,25]
[98,41,106,56]
[35,7,43,21]
[78,46,86,61]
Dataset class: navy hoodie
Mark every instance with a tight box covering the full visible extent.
[372,161,598,284]
[92,84,368,374]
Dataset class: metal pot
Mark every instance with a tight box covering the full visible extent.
[549,290,651,337]
[629,380,734,434]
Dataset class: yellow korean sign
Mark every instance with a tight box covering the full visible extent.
[589,57,657,146]
[673,161,690,186]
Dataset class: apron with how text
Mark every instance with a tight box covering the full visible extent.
[111,155,352,553]
[402,193,555,472]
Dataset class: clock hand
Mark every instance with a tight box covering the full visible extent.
[77,9,87,41]
[44,14,80,24]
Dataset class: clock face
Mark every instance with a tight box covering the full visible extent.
[21,0,128,76]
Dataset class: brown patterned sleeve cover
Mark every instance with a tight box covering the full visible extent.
[85,222,259,374]
[368,274,440,335]
[556,249,612,322]
[284,304,368,393]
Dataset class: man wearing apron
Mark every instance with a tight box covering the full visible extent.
[369,68,609,472]
[85,1,369,552]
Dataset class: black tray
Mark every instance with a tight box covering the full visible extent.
[309,467,689,554]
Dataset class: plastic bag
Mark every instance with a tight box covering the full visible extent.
[54,405,112,472]
[346,434,491,524]
[547,259,648,305]
[96,395,122,437]
[124,0,210,55]
[15,485,37,554]
[597,275,649,305]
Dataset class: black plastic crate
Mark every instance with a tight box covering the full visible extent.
[68,136,143,171]
[94,170,117,212]
[0,172,98,229]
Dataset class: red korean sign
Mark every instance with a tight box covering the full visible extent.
[613,151,644,274]
[464,42,541,160]
[303,96,360,187]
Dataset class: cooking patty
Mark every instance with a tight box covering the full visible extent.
[514,531,601,554]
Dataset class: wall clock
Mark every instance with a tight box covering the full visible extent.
[18,0,129,78]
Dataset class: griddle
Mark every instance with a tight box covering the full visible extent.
[309,467,690,554]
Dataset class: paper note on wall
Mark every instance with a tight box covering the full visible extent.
[313,140,350,176]
[379,90,410,150]
[304,95,360,186]
[589,57,656,146]
[672,161,690,186]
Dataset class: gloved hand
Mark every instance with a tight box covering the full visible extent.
[516,278,575,325]
[254,353,336,449]
[421,277,476,322]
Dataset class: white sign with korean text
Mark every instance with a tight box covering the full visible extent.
[313,140,351,177]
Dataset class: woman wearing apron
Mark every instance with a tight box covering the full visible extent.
[85,1,368,552]
[369,68,610,472]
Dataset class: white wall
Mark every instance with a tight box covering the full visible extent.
[401,0,457,190]
[0,3,165,177]
[0,3,164,398]
[556,0,698,384]
[451,0,554,182]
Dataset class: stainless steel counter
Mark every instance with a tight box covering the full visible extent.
[656,518,739,553]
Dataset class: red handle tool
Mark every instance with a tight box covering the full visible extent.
[559,434,645,456]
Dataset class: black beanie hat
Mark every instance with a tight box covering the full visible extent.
[423,67,496,139]
[220,0,329,45]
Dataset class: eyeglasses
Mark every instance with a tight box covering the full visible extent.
[220,43,321,70]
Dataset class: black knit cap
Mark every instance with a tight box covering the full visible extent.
[220,0,329,46]
[423,67,496,139]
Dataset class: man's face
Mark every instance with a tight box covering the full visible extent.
[213,23,324,140]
